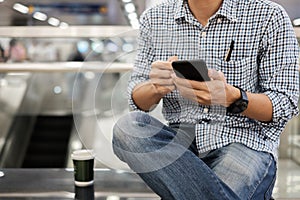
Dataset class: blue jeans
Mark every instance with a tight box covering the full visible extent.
[112,111,276,200]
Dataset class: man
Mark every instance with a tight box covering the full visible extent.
[113,0,299,199]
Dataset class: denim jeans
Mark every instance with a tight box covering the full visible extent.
[112,111,276,200]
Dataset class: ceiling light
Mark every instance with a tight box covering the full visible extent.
[53,86,62,94]
[293,18,300,26]
[130,18,139,29]
[106,196,120,200]
[127,12,138,20]
[59,22,69,29]
[0,0,5,2]
[13,3,29,14]
[124,3,135,13]
[106,41,119,52]
[48,17,60,26]
[91,41,104,53]
[122,43,134,52]
[77,41,89,53]
[33,12,47,21]
[122,0,131,3]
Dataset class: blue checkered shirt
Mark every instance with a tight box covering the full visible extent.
[128,0,299,159]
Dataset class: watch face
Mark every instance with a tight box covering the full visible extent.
[227,87,248,114]
[231,101,246,114]
[238,100,248,110]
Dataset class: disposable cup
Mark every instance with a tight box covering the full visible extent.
[71,149,95,187]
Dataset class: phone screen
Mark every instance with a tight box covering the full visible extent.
[172,60,210,82]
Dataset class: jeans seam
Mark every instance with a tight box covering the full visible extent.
[264,172,276,199]
[211,171,238,200]
[210,172,226,199]
[248,155,273,199]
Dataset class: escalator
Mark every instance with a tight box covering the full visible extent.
[22,115,73,168]
[0,72,119,168]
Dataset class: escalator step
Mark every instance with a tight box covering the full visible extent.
[22,115,73,168]
[34,116,73,127]
[22,155,66,168]
[30,131,70,142]
[26,143,67,154]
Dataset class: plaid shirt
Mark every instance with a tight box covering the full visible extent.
[128,0,299,159]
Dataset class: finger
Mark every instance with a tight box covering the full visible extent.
[165,85,176,91]
[150,69,173,79]
[217,71,227,83]
[176,86,211,105]
[208,69,226,83]
[173,76,206,90]
[168,55,179,62]
[155,85,176,94]
[151,78,174,86]
[208,69,219,80]
[152,60,173,70]
[176,84,196,98]
[173,76,192,88]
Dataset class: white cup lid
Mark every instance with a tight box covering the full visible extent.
[71,149,95,160]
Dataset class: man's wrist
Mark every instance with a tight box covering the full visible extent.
[227,84,241,107]
[153,85,165,99]
[132,81,165,111]
[227,86,249,114]
[150,80,175,98]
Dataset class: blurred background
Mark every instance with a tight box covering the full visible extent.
[0,0,299,199]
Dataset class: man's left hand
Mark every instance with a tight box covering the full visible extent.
[172,69,240,107]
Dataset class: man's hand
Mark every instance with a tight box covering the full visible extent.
[149,56,178,96]
[132,56,178,111]
[172,69,240,107]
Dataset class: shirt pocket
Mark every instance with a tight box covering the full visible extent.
[216,57,257,90]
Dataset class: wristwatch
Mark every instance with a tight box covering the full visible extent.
[227,86,248,114]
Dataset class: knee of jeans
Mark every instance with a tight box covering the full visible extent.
[112,118,131,161]
[112,115,131,155]
[116,110,151,129]
[113,111,146,136]
[113,111,155,140]
[112,111,151,157]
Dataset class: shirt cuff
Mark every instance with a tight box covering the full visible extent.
[128,78,148,112]
[265,90,298,122]
[260,91,298,140]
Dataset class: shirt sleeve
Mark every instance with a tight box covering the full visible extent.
[128,11,156,111]
[258,5,299,141]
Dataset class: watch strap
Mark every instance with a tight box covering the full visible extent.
[227,86,248,114]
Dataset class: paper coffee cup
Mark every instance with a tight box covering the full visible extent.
[71,149,95,187]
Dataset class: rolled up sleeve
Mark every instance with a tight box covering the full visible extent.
[258,6,299,140]
[128,11,156,111]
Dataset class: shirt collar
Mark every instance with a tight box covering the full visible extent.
[174,0,239,23]
[174,0,185,20]
[216,0,238,22]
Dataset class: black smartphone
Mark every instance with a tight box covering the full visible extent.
[172,59,210,82]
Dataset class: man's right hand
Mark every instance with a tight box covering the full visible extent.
[132,56,178,111]
[149,56,178,96]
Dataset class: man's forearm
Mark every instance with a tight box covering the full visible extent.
[243,93,273,122]
[226,84,273,122]
[132,81,164,111]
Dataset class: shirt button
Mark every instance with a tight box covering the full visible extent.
[201,32,206,37]
[217,18,222,23]
[203,107,209,113]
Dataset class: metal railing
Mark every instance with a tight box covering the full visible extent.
[0,26,138,38]
[0,62,133,73]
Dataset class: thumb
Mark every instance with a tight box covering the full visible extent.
[208,69,226,83]
[168,55,178,62]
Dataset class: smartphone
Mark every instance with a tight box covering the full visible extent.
[172,59,210,82]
